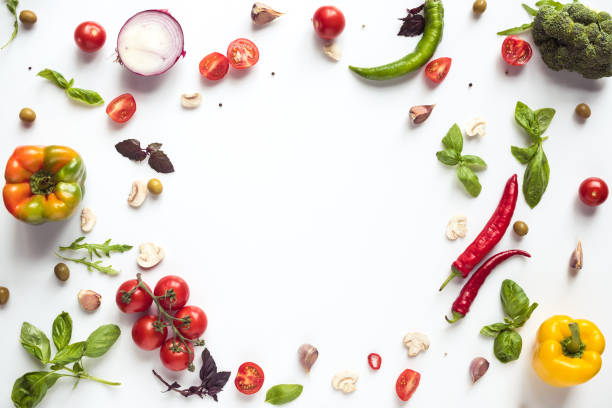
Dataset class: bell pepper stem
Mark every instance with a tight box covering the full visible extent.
[445,311,464,324]
[439,269,461,291]
[565,323,582,354]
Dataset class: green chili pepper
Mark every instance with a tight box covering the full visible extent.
[349,0,444,80]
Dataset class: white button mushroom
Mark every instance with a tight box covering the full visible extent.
[403,332,430,357]
[137,242,165,269]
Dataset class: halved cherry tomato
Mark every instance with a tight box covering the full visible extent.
[106,93,136,123]
[199,52,230,80]
[396,369,421,401]
[116,279,153,313]
[159,338,194,371]
[368,353,382,370]
[579,177,609,206]
[74,21,106,52]
[235,362,264,395]
[132,315,167,350]
[425,57,452,83]
[227,38,259,70]
[501,36,533,66]
[175,305,208,339]
[154,275,190,312]
[313,6,345,40]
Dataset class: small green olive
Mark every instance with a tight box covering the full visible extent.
[513,221,529,237]
[54,263,70,281]
[19,107,36,122]
[147,178,163,195]
[0,286,9,305]
[19,10,37,24]
[473,0,487,14]
[575,103,591,119]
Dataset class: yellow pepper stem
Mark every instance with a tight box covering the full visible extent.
[561,322,586,358]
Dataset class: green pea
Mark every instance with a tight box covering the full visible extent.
[494,330,522,363]
[0,286,9,305]
[54,263,70,281]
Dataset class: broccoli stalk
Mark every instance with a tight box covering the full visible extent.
[499,1,612,79]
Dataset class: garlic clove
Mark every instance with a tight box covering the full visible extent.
[469,357,489,383]
[80,207,96,233]
[181,92,202,109]
[78,289,101,312]
[409,105,435,125]
[298,344,319,373]
[251,2,284,25]
[323,42,342,61]
[570,240,583,270]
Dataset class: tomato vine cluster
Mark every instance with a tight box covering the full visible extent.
[116,274,208,371]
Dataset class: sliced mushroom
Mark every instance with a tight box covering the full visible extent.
[323,42,341,61]
[127,181,147,208]
[181,93,202,109]
[331,370,359,393]
[78,289,101,312]
[465,117,487,138]
[137,242,165,269]
[446,215,468,240]
[403,332,430,357]
[80,207,96,233]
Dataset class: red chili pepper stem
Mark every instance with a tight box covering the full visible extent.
[444,311,464,324]
[439,267,462,291]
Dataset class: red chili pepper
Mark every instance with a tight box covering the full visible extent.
[439,174,519,291]
[368,353,381,370]
[445,249,530,323]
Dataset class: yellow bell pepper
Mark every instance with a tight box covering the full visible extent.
[533,315,605,387]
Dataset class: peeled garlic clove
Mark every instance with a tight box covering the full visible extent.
[469,357,489,383]
[323,42,341,61]
[298,344,319,373]
[251,2,284,25]
[80,207,96,233]
[78,289,101,312]
[409,105,435,124]
[128,181,147,208]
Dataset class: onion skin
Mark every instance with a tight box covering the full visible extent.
[116,9,185,77]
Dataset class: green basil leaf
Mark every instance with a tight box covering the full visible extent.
[523,143,549,208]
[20,323,51,364]
[461,155,487,170]
[85,324,120,358]
[534,108,555,135]
[436,149,460,166]
[500,279,530,319]
[265,384,304,405]
[11,371,61,408]
[441,124,463,154]
[511,144,538,164]
[514,101,540,139]
[51,342,86,366]
[522,3,538,16]
[72,361,84,373]
[493,330,522,363]
[65,87,104,106]
[457,165,482,197]
[37,69,70,89]
[480,322,511,338]
[497,22,534,36]
[511,302,539,328]
[52,312,72,352]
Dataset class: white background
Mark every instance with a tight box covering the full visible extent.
[0,0,610,407]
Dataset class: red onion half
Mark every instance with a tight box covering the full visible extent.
[117,10,185,76]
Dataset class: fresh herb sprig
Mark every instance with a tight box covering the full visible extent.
[510,101,555,208]
[115,139,175,173]
[398,4,425,37]
[37,69,104,106]
[54,253,121,276]
[497,1,564,35]
[1,0,18,49]
[59,237,133,260]
[436,123,487,197]
[11,312,121,408]
[153,349,231,401]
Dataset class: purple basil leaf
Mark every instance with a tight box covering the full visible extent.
[148,150,175,173]
[115,139,147,161]
[200,348,217,381]
[170,381,182,389]
[398,14,425,37]
[212,394,219,402]
[206,371,231,390]
[146,142,163,154]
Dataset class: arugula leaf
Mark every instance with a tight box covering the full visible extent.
[20,323,51,364]
[461,155,487,170]
[457,165,482,197]
[480,322,511,338]
[65,87,104,106]
[497,22,534,36]
[1,0,18,49]
[265,384,304,405]
[51,342,86,366]
[534,108,556,135]
[11,371,61,408]
[54,253,120,276]
[523,143,549,208]
[441,124,463,154]
[59,237,132,260]
[36,69,70,89]
[522,3,538,15]
[436,149,460,166]
[511,144,538,164]
[51,312,72,352]
[85,325,121,358]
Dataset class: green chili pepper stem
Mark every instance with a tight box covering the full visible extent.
[565,323,582,354]
[445,311,464,324]
[439,270,461,291]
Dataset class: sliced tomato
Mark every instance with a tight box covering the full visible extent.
[396,369,421,401]
[235,362,264,395]
[106,93,136,123]
[502,36,533,66]
[227,38,259,70]
[199,52,229,80]
[425,57,452,83]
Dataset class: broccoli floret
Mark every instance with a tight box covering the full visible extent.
[532,2,612,79]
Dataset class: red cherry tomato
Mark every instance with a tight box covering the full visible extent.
[425,57,452,83]
[579,177,609,206]
[368,353,382,370]
[74,21,106,52]
[312,6,345,40]
[154,276,190,312]
[160,338,194,371]
[175,305,208,340]
[106,93,136,123]
[502,35,533,66]
[396,369,421,401]
[235,362,265,395]
[227,39,259,70]
[199,52,230,80]
[132,315,167,350]
[116,279,153,313]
